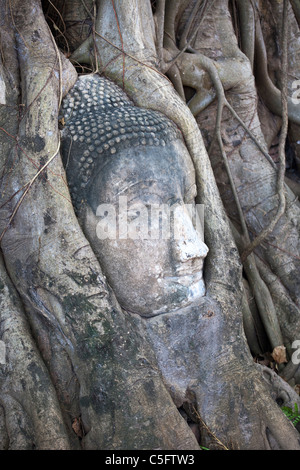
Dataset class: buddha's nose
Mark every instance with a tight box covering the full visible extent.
[172,204,209,263]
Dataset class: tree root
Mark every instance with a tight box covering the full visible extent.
[254,4,300,125]
[154,0,165,67]
[163,3,299,360]
[0,254,71,449]
[235,0,255,70]
[240,0,289,262]
[241,287,263,356]
[174,49,289,269]
[290,0,300,28]
[230,223,285,354]
[255,255,300,351]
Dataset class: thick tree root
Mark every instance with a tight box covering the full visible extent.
[145,302,300,450]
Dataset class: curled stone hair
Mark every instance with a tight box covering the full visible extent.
[60,74,182,211]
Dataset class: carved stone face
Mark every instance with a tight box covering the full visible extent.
[83,139,209,317]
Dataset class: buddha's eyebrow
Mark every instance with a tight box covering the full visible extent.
[114,179,158,196]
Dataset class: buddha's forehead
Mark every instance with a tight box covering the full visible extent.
[87,140,195,208]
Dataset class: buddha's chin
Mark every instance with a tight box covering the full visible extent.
[143,274,206,317]
[119,273,206,317]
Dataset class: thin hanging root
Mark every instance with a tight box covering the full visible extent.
[178,44,287,352]
[179,0,203,51]
[177,3,291,264]
[195,44,286,351]
[46,0,70,56]
[289,0,300,29]
[254,255,300,355]
[163,1,293,262]
[254,4,300,125]
[163,49,185,99]
[0,139,61,244]
[154,0,166,67]
[241,0,289,262]
[230,223,284,352]
[162,0,217,74]
[80,0,94,20]
[111,0,125,88]
[174,49,289,265]
[48,24,63,107]
[241,289,263,355]
[192,406,229,450]
[200,56,276,168]
[187,52,271,252]
[71,24,172,83]
[8,0,28,48]
[173,50,276,168]
[74,0,98,73]
[235,0,255,70]
[195,53,285,351]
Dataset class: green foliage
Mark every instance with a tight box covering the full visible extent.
[282,403,300,427]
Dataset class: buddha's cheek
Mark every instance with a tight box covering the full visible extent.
[94,238,205,316]
[94,238,174,315]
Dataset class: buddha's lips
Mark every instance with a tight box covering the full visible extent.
[159,271,203,287]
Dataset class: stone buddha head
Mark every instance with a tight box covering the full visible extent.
[61,75,209,317]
